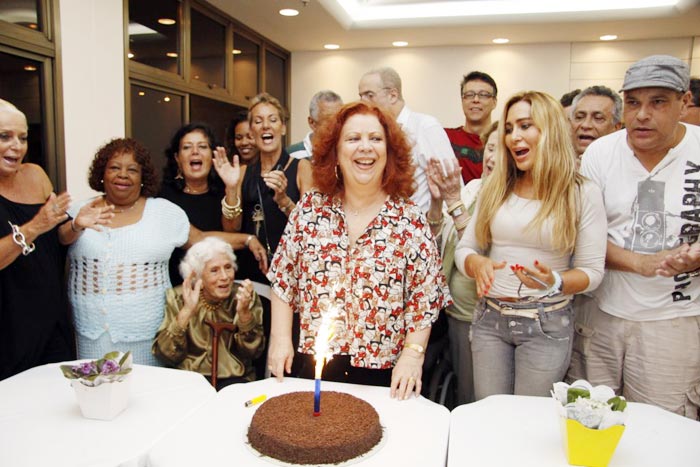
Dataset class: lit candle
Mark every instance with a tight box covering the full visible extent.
[314,378,321,416]
[312,307,338,417]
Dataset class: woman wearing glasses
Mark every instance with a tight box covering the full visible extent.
[455,91,607,399]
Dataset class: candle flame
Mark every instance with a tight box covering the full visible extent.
[314,308,338,379]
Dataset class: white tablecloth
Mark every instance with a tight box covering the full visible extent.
[448,395,700,467]
[146,377,450,467]
[0,362,215,467]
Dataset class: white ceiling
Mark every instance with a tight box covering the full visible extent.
[207,0,700,52]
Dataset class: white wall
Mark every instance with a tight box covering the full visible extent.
[289,37,697,142]
[59,0,125,200]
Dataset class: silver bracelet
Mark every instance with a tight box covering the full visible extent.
[688,269,700,278]
[245,234,255,248]
[8,221,36,256]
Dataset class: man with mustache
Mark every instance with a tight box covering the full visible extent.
[569,55,700,419]
[569,85,622,165]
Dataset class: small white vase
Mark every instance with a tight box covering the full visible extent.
[71,377,131,420]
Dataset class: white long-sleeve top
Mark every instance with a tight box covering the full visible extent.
[454,179,607,300]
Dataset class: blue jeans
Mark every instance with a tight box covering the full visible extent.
[471,298,574,400]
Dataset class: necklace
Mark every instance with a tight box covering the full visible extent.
[106,197,139,214]
[199,296,223,313]
[184,185,209,194]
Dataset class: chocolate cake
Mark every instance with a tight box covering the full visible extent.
[248,391,383,465]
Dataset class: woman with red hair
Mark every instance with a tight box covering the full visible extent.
[267,101,450,400]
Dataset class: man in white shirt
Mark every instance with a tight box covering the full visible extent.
[358,67,458,212]
[569,55,700,419]
[569,85,622,164]
[287,90,343,160]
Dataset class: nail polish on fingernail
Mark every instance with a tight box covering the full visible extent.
[534,260,539,266]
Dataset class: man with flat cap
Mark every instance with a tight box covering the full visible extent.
[568,55,700,419]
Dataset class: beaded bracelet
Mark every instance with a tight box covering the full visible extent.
[8,222,36,256]
[221,196,242,220]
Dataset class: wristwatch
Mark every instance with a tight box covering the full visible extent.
[447,200,465,218]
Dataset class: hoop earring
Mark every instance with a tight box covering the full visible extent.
[175,167,184,180]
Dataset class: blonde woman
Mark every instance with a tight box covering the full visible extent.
[454,91,607,399]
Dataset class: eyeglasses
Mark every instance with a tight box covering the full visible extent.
[462,91,494,100]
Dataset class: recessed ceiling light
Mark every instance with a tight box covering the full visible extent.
[166,52,178,58]
[138,91,145,96]
[392,41,408,47]
[23,65,37,71]
[164,96,171,102]
[158,18,176,25]
[232,49,242,55]
[492,38,509,44]
[324,44,340,50]
[600,34,618,41]
[279,9,299,17]
[127,52,134,59]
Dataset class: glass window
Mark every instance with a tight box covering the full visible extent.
[128,0,181,74]
[130,84,184,179]
[0,52,45,167]
[232,33,259,101]
[190,8,225,89]
[265,50,286,106]
[190,95,244,148]
[0,0,41,32]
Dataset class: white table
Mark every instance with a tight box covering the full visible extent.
[448,395,700,467]
[0,362,215,467]
[146,377,451,467]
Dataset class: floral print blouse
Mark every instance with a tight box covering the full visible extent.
[268,191,451,369]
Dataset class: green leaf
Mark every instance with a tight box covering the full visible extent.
[118,351,132,367]
[60,365,77,379]
[567,387,590,404]
[103,351,120,361]
[608,396,627,412]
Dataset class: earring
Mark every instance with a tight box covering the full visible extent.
[175,167,184,180]
[335,165,341,181]
[141,183,144,187]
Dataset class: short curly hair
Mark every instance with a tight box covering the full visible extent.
[88,138,159,197]
[312,101,415,199]
[179,237,237,280]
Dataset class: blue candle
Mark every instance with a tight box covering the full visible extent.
[314,378,321,416]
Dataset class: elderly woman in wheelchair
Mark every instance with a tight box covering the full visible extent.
[153,237,264,390]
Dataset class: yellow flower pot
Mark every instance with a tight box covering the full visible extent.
[560,418,625,467]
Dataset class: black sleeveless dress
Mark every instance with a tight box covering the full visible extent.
[159,183,224,286]
[0,194,73,380]
[237,150,300,285]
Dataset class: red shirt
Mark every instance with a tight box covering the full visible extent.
[444,127,483,183]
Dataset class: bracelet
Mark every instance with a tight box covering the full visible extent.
[454,216,470,231]
[221,196,242,220]
[542,270,563,297]
[244,234,255,248]
[70,218,85,233]
[688,268,700,278]
[8,222,36,256]
[447,200,466,217]
[426,213,443,227]
[280,199,295,215]
[404,343,425,355]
